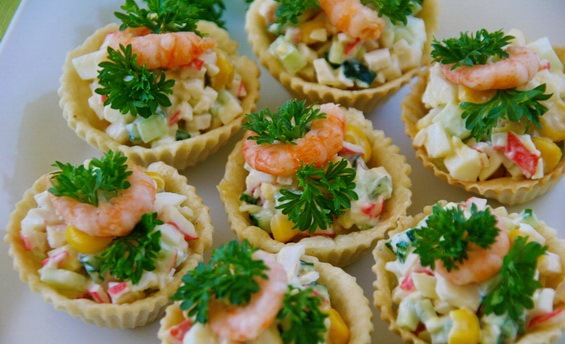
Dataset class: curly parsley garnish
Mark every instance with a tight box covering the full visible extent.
[461,84,552,141]
[115,0,226,33]
[362,0,422,25]
[483,236,547,322]
[171,240,268,323]
[95,44,175,118]
[243,99,326,145]
[431,29,514,69]
[277,286,328,344]
[277,160,358,233]
[49,150,132,206]
[97,212,163,284]
[413,203,499,272]
[273,0,321,26]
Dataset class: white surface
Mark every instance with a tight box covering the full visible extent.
[0,1,564,343]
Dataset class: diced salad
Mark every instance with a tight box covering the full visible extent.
[72,28,247,148]
[383,198,565,343]
[20,173,198,304]
[240,107,393,242]
[415,29,565,182]
[259,0,428,89]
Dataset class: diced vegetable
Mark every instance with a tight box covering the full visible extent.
[328,308,350,344]
[65,225,114,254]
[448,309,480,344]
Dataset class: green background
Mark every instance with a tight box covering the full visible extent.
[0,0,22,43]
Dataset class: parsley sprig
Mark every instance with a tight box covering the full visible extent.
[277,286,328,344]
[97,212,163,284]
[49,150,132,206]
[461,84,552,141]
[171,240,268,324]
[273,0,320,26]
[243,99,326,145]
[413,203,499,272]
[362,0,422,25]
[482,236,547,322]
[115,0,226,33]
[96,44,175,118]
[277,160,358,233]
[431,29,514,69]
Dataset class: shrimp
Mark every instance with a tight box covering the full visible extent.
[441,46,543,90]
[319,0,385,40]
[435,229,511,286]
[243,103,346,177]
[208,250,288,341]
[50,166,156,237]
[106,28,217,69]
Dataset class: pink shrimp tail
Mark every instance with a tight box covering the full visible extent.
[319,0,384,40]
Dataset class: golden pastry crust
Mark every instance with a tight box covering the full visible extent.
[4,161,213,328]
[218,108,412,267]
[58,21,260,170]
[245,0,438,112]
[158,255,374,343]
[401,47,565,205]
[372,202,565,344]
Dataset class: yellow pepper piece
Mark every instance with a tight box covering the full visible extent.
[65,225,114,254]
[538,101,565,141]
[508,229,529,242]
[328,308,350,344]
[145,171,165,192]
[270,213,298,243]
[532,137,562,173]
[448,309,480,344]
[457,85,495,103]
[344,124,372,162]
[211,50,234,90]
[299,19,327,44]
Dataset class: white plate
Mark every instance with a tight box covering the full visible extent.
[0,1,564,343]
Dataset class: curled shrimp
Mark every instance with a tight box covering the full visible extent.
[441,46,542,90]
[106,28,217,69]
[319,0,385,40]
[50,166,156,237]
[435,228,510,286]
[243,103,346,177]
[208,250,288,341]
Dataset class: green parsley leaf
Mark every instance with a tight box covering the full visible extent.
[362,0,422,25]
[243,99,326,145]
[273,0,321,26]
[171,240,268,323]
[461,84,552,141]
[413,203,499,272]
[482,236,547,322]
[114,0,223,33]
[276,159,358,233]
[431,29,514,69]
[97,212,163,284]
[277,285,328,344]
[95,44,175,118]
[49,150,132,206]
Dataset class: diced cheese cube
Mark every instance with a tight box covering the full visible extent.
[444,138,485,181]
[422,64,458,108]
[424,122,452,158]
[72,49,106,80]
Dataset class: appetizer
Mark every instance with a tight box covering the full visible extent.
[4,151,213,328]
[158,240,373,343]
[246,0,437,111]
[218,99,411,266]
[59,0,260,170]
[373,197,565,344]
[402,28,565,204]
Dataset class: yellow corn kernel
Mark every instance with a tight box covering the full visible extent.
[448,309,480,344]
[344,124,372,162]
[211,50,234,89]
[328,308,350,344]
[145,171,165,192]
[65,225,114,254]
[299,19,327,44]
[508,229,529,242]
[270,213,298,243]
[532,137,562,173]
[457,85,495,103]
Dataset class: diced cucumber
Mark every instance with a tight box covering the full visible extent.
[249,208,272,232]
[414,298,436,322]
[328,38,346,65]
[136,114,168,143]
[519,208,540,228]
[79,254,103,283]
[433,102,470,139]
[397,297,419,331]
[215,89,243,124]
[39,267,88,292]
[269,36,307,74]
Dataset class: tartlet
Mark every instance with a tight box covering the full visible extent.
[158,243,374,343]
[402,31,565,205]
[218,103,412,266]
[4,160,213,328]
[245,0,438,112]
[59,20,260,170]
[373,198,565,343]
